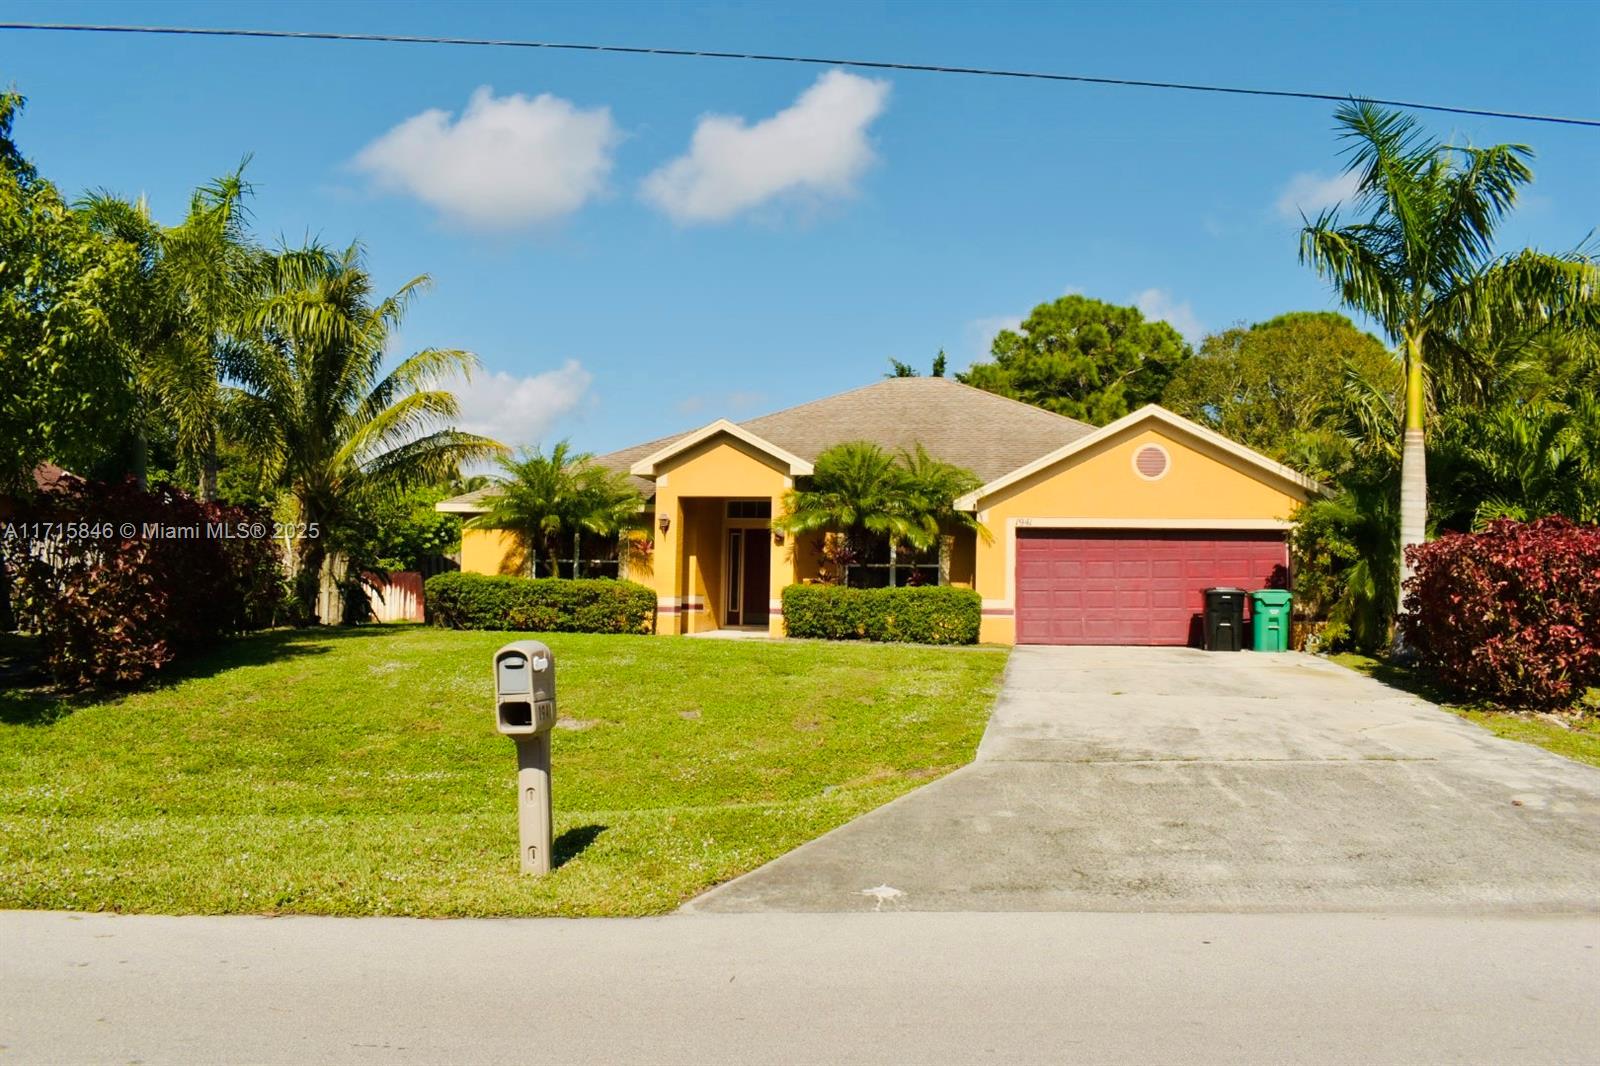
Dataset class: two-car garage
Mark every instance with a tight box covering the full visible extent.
[955,405,1324,647]
[1013,529,1289,645]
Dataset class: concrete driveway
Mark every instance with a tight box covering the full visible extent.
[688,647,1600,912]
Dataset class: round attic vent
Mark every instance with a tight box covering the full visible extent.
[1133,444,1170,480]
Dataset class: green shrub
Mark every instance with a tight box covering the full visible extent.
[781,584,981,645]
[424,572,655,634]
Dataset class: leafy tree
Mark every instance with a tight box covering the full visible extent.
[228,243,501,620]
[468,442,643,578]
[1299,101,1600,618]
[0,91,138,489]
[776,442,983,587]
[885,349,948,378]
[1161,312,1395,482]
[339,484,467,572]
[957,295,1191,423]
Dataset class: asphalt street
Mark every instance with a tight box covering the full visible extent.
[3,909,1597,1065]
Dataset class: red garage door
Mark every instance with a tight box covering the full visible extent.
[1015,530,1288,646]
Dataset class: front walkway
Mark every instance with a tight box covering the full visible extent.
[685,646,1600,912]
[683,627,774,640]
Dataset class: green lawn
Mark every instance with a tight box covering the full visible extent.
[1329,652,1600,769]
[0,626,1007,917]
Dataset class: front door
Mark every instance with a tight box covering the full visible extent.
[725,528,771,627]
[741,530,770,626]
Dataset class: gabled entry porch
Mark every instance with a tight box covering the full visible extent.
[629,422,816,637]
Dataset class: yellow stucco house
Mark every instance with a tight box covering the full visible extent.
[438,377,1322,645]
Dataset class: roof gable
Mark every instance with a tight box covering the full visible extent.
[628,419,813,477]
[954,404,1327,511]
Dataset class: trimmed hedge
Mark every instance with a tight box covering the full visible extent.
[425,572,655,634]
[781,584,981,645]
[1398,517,1600,708]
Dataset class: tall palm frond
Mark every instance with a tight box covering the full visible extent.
[469,442,643,578]
[1298,100,1600,632]
[230,242,503,618]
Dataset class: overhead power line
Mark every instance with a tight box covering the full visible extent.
[3,21,1598,129]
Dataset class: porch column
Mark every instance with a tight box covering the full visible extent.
[769,493,796,638]
[651,499,686,635]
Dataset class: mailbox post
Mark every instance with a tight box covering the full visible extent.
[493,640,558,875]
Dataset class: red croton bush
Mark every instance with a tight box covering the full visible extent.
[1398,517,1600,708]
[5,476,283,687]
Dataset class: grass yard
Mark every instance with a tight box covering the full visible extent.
[1329,653,1600,769]
[0,626,1007,917]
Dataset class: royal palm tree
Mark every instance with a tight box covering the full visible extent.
[469,442,643,578]
[229,243,501,620]
[1299,101,1599,622]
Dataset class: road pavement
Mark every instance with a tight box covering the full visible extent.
[3,909,1597,1064]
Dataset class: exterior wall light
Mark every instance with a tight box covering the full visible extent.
[658,514,671,535]
[773,529,785,546]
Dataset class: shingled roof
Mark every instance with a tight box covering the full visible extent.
[438,377,1094,513]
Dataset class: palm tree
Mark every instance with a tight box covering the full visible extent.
[899,444,988,582]
[777,442,985,587]
[78,166,261,498]
[777,442,922,586]
[75,191,163,487]
[156,167,262,500]
[229,242,502,620]
[1299,100,1599,620]
[469,442,643,578]
[1431,396,1600,529]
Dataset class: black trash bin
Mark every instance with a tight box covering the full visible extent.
[1203,587,1247,651]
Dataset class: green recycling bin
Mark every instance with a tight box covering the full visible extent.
[1250,589,1293,652]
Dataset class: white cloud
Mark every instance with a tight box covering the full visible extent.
[1133,288,1203,342]
[965,314,1025,359]
[451,360,592,448]
[641,70,891,224]
[352,87,619,227]
[1274,170,1360,220]
[963,287,1081,360]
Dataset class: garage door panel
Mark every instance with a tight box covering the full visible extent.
[1015,530,1287,646]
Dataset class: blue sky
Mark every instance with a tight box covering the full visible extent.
[5,1,1597,454]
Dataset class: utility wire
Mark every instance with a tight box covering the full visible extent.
[3,20,1598,129]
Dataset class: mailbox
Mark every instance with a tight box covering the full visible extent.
[494,640,557,736]
[493,640,557,876]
